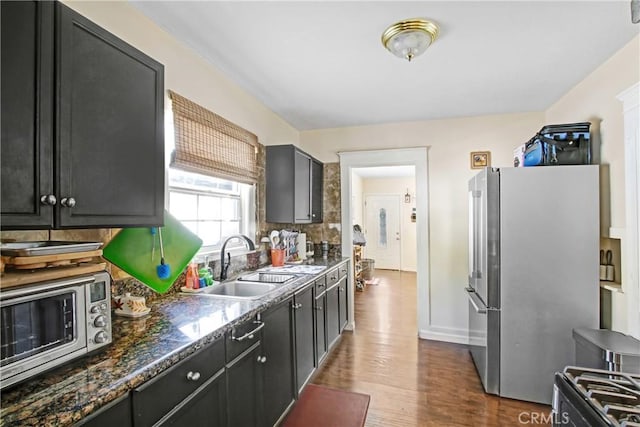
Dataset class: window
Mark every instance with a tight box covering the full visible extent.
[166,90,260,255]
[168,168,255,252]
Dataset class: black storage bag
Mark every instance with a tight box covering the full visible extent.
[523,122,591,166]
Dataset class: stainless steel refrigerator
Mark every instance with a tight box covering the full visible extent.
[466,165,599,404]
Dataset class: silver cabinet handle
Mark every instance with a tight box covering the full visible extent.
[257,356,267,364]
[292,303,303,310]
[231,321,264,342]
[40,194,57,206]
[186,371,201,381]
[61,197,76,208]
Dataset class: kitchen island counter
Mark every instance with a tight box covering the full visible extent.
[0,257,348,426]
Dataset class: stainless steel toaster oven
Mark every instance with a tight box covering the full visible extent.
[0,271,111,389]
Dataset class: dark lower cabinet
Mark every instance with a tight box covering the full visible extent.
[226,342,263,427]
[160,370,226,427]
[132,338,225,426]
[326,284,340,349]
[1,1,164,229]
[262,298,295,427]
[77,393,132,427]
[77,262,351,427]
[294,284,315,394]
[314,291,327,365]
[338,276,349,332]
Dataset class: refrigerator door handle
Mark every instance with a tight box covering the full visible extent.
[465,287,487,314]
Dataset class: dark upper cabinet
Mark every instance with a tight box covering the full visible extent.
[311,159,323,223]
[1,1,54,228]
[1,1,164,229]
[266,145,323,224]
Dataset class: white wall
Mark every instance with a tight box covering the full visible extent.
[304,112,545,342]
[63,1,299,148]
[351,172,364,228]
[361,177,417,272]
[545,35,640,334]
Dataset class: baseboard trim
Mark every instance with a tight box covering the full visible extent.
[419,326,469,345]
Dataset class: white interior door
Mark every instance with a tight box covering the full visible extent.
[364,194,401,270]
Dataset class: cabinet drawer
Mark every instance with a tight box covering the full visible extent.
[226,317,263,362]
[132,337,224,427]
[314,276,326,294]
[338,263,349,280]
[326,268,340,286]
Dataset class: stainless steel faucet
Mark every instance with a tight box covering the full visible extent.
[219,235,256,281]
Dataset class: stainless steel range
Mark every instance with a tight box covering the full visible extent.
[552,366,640,426]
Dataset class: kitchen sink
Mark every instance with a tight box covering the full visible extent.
[191,281,278,299]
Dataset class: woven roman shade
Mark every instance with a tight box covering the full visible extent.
[169,90,259,184]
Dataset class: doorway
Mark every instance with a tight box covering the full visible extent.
[339,148,430,335]
[364,194,401,270]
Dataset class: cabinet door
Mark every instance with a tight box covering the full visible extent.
[326,285,340,349]
[227,342,263,427]
[160,370,226,427]
[133,338,225,426]
[294,284,315,394]
[311,159,323,223]
[262,298,295,427]
[0,1,54,229]
[77,393,132,427]
[314,292,327,365]
[293,150,312,223]
[56,4,164,228]
[338,276,349,332]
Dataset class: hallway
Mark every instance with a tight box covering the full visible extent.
[311,269,551,426]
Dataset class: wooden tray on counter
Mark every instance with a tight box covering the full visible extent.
[1,249,103,270]
[0,262,107,289]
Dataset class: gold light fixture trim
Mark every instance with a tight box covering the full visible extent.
[381,18,439,62]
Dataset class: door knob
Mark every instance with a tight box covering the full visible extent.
[40,194,57,206]
[61,197,76,208]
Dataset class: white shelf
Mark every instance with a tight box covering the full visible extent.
[600,281,623,293]
[608,227,625,240]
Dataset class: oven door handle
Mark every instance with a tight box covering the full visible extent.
[465,287,487,314]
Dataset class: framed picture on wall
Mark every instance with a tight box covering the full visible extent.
[470,151,491,169]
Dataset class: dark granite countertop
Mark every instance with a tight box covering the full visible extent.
[0,257,349,426]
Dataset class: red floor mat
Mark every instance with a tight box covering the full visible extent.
[282,384,370,427]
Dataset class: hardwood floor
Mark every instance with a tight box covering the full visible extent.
[311,269,551,426]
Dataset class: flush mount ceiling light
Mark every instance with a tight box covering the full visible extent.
[381,18,439,62]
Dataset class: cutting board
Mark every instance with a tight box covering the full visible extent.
[103,211,202,293]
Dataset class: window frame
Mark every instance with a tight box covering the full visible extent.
[167,168,256,257]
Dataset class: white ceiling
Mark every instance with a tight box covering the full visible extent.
[131,1,639,131]
[353,165,415,178]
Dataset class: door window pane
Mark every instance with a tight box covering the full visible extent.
[379,208,387,247]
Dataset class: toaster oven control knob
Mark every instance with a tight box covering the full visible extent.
[90,305,100,314]
[100,303,108,311]
[94,331,108,344]
[94,315,107,328]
